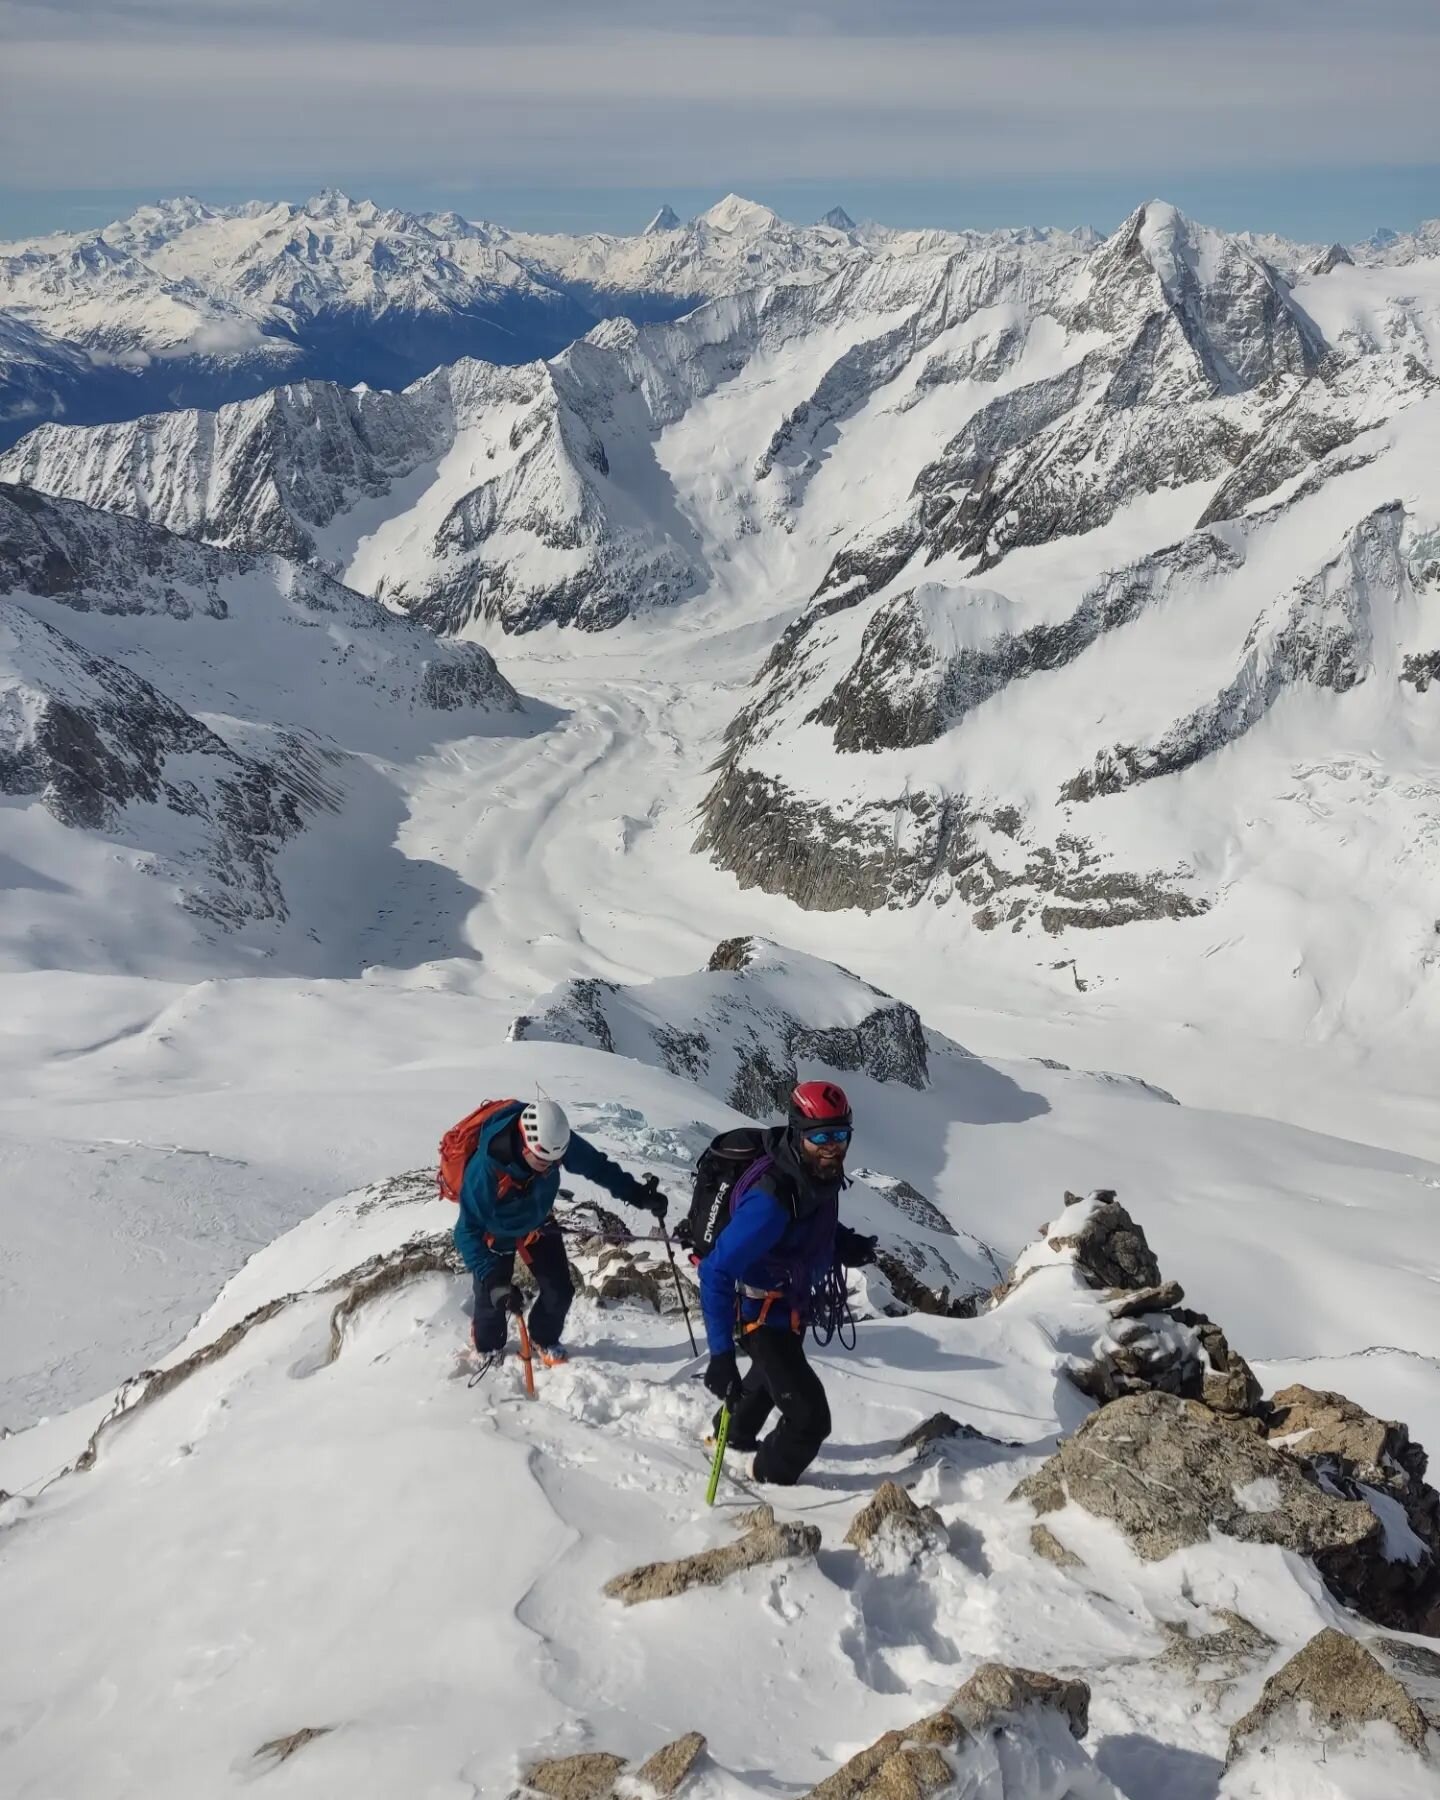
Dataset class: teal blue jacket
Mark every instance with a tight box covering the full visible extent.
[454,1102,651,1276]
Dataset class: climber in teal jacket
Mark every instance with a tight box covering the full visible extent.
[457,1097,665,1358]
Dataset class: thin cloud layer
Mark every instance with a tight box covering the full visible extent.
[2,3,1437,192]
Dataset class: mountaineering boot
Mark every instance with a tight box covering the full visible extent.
[462,1348,506,1387]
[537,1344,569,1368]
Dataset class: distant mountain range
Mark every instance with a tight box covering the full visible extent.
[3,192,1437,1008]
[0,190,867,445]
[20,187,1423,449]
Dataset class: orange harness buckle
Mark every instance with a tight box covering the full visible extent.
[740,1290,802,1335]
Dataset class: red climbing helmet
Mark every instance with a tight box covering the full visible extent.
[788,1080,852,1131]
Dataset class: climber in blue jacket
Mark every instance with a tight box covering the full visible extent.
[458,1097,664,1363]
[699,1081,876,1484]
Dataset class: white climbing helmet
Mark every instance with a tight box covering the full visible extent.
[519,1097,571,1165]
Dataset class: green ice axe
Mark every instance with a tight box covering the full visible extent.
[705,1403,731,1506]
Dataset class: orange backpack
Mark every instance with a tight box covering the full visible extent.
[438,1097,519,1203]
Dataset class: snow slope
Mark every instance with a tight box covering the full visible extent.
[0,482,529,971]
[3,1060,1436,1798]
[3,944,1437,1450]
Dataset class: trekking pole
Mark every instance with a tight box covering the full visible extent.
[661,1225,699,1358]
[705,1404,730,1506]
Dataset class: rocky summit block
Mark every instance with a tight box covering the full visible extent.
[1227,1628,1440,1764]
[603,1503,820,1606]
[1266,1384,1440,1633]
[996,1190,1264,1420]
[1013,1389,1378,1567]
[1046,1189,1162,1290]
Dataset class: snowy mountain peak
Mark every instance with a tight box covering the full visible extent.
[1133,197,1205,270]
[698,193,781,235]
[820,206,858,232]
[1311,241,1356,276]
[303,187,369,222]
[643,205,682,235]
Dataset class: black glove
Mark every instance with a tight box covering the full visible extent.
[641,1173,668,1221]
[704,1350,742,1404]
[844,1234,879,1269]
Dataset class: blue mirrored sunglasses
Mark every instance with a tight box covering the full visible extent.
[801,1125,852,1146]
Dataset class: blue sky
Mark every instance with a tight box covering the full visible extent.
[1,0,1436,242]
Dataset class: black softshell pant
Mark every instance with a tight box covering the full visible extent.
[727,1327,831,1486]
[470,1221,573,1353]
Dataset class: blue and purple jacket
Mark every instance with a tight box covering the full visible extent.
[698,1127,870,1353]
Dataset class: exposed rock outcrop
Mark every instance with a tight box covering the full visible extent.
[800,1662,1104,1800]
[603,1503,820,1606]
[252,1725,334,1768]
[519,1733,708,1800]
[844,1481,947,1569]
[802,1709,966,1800]
[996,1190,1263,1418]
[1266,1384,1440,1632]
[521,1752,630,1800]
[949,1662,1090,1741]
[1035,1188,1163,1291]
[1013,1390,1379,1566]
[997,1190,1440,1631]
[510,938,929,1107]
[1156,1611,1275,1689]
[695,753,1208,930]
[1227,1628,1440,1763]
[896,1413,1004,1458]
[632,1732,708,1797]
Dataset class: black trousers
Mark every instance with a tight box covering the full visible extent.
[470,1222,574,1353]
[727,1327,831,1486]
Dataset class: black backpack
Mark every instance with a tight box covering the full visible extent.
[676,1127,794,1262]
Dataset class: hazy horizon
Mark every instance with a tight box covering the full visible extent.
[1,167,1437,248]
[2,0,1435,244]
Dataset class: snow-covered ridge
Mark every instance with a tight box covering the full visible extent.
[3,1069,1438,1797]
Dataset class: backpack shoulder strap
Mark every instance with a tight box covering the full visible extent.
[438,1096,520,1203]
[732,1153,798,1218]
